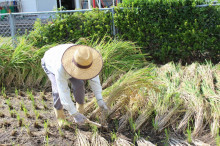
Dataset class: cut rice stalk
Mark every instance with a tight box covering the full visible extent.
[156,105,180,132]
[137,138,155,146]
[192,106,204,137]
[118,112,130,132]
[210,115,220,137]
[168,137,190,146]
[177,110,194,132]
[192,139,210,146]
[75,129,90,146]
[134,102,154,131]
[114,137,134,146]
[91,132,109,146]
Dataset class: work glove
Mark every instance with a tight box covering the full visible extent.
[73,112,87,126]
[97,99,108,111]
[97,99,109,125]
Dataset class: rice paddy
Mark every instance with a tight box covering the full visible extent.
[0,36,219,145]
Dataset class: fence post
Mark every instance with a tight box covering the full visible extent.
[111,8,116,37]
[9,13,16,48]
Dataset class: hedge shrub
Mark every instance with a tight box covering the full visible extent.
[28,9,112,47]
[28,0,220,64]
[115,0,220,63]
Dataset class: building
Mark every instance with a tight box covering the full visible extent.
[0,0,116,13]
[0,0,57,13]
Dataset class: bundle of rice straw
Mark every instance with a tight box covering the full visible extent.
[91,132,109,146]
[136,138,155,146]
[114,137,134,146]
[75,129,90,146]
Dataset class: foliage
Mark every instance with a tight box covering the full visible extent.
[27,0,220,64]
[0,36,56,88]
[28,9,112,47]
[115,0,220,63]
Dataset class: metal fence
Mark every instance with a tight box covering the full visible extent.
[0,2,219,46]
[0,8,115,44]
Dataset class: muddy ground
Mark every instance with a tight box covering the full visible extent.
[0,90,163,146]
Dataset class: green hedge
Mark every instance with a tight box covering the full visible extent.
[115,0,220,63]
[28,9,112,47]
[28,0,220,64]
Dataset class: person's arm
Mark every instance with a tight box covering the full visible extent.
[89,75,108,109]
[89,75,102,100]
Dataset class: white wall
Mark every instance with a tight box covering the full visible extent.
[36,0,57,11]
[2,0,57,12]
[20,0,37,12]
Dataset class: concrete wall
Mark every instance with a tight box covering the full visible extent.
[21,0,37,12]
[0,0,57,12]
[36,0,57,11]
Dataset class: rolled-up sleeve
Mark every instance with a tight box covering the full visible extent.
[89,75,103,101]
[55,66,77,115]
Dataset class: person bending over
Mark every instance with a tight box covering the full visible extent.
[41,44,108,127]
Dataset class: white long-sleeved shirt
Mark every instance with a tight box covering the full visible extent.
[43,44,103,115]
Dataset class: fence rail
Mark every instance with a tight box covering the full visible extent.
[0,3,220,46]
[0,8,115,41]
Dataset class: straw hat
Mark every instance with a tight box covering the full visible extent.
[61,45,103,80]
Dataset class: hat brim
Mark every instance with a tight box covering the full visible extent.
[62,45,103,80]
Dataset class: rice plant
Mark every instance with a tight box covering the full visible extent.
[0,37,53,88]
[84,62,219,145]
[9,109,16,118]
[1,85,7,99]
[15,88,19,98]
[6,98,13,110]
[24,123,32,136]
[76,36,148,84]
[34,110,40,128]
[23,106,30,118]
[44,120,49,136]
[16,112,22,127]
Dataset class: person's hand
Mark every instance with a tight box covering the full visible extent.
[97,99,109,117]
[97,99,109,125]
[73,112,87,126]
[97,99,108,111]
